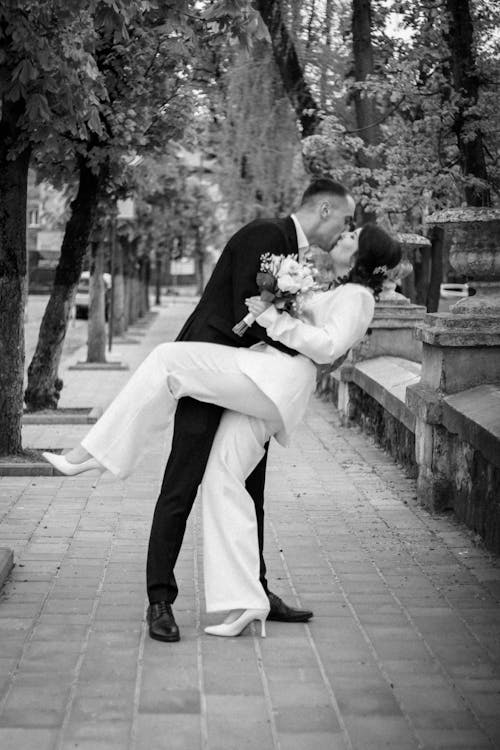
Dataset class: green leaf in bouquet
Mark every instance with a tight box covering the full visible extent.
[260,290,275,303]
[256,271,275,291]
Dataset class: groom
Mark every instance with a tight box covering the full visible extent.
[147,178,355,641]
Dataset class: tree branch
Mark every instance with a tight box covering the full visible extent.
[255,0,320,137]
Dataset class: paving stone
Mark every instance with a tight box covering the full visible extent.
[0,681,69,727]
[479,716,500,746]
[274,705,341,733]
[42,597,95,615]
[134,713,201,750]
[1,304,499,749]
[342,714,417,748]
[410,709,483,730]
[393,684,466,713]
[334,683,403,718]
[277,732,348,750]
[139,687,201,714]
[0,728,57,750]
[415,727,492,747]
[205,695,274,748]
[60,718,130,748]
[457,678,500,716]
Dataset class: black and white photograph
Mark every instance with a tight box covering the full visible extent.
[0,1,499,748]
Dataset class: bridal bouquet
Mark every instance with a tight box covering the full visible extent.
[232,253,316,337]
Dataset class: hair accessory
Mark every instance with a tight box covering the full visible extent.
[372,265,388,276]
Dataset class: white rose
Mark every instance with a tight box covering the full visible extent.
[277,274,302,294]
[299,276,315,292]
[279,256,301,276]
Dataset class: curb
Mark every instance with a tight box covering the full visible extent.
[0,548,14,591]
[68,362,130,371]
[111,337,141,345]
[0,460,60,477]
[22,407,103,425]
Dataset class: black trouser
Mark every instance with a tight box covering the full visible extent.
[146,396,269,604]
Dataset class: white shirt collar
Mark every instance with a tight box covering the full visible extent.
[290,213,309,250]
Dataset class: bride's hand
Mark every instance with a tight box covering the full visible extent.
[245,296,272,318]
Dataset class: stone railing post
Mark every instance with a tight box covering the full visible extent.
[406,207,500,510]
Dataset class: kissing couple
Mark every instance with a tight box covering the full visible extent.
[44,178,401,640]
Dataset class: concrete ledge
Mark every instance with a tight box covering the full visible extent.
[125,328,146,336]
[163,295,199,305]
[0,449,64,476]
[346,356,421,433]
[416,312,500,346]
[68,361,129,371]
[112,337,141,345]
[0,548,14,590]
[0,460,56,476]
[22,407,103,425]
[443,384,500,469]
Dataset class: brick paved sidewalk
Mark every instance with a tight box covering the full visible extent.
[0,301,499,750]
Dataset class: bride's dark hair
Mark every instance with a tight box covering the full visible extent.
[337,223,401,297]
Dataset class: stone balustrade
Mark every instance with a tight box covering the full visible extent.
[319,218,500,553]
[406,207,500,550]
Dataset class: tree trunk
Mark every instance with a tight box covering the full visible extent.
[320,0,334,111]
[427,226,444,313]
[444,0,491,206]
[137,256,146,319]
[127,239,140,323]
[255,0,320,137]
[143,255,151,313]
[412,244,431,307]
[124,273,131,329]
[25,157,103,410]
[112,236,127,335]
[0,98,30,455]
[129,272,139,324]
[351,0,383,223]
[87,240,107,362]
[155,251,162,306]
[194,228,205,295]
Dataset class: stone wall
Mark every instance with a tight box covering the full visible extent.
[348,384,418,477]
[432,424,500,550]
[318,358,500,554]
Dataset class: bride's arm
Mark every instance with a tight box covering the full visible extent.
[255,288,375,365]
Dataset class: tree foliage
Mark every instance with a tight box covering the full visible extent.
[312,0,499,222]
[24,0,198,411]
[1,0,499,449]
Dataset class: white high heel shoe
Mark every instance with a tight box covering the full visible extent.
[204,608,269,638]
[42,452,104,476]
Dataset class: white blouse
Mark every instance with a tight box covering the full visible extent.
[235,283,375,445]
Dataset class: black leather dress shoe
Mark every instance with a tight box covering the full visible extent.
[267,591,313,622]
[148,601,180,642]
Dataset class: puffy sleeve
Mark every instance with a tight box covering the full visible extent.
[255,286,375,365]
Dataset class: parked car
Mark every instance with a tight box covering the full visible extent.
[440,282,469,299]
[74,271,112,319]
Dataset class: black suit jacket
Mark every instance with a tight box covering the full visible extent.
[176,216,299,355]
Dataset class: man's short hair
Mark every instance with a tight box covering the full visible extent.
[300,178,350,206]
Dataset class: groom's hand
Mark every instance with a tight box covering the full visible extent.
[245,296,272,318]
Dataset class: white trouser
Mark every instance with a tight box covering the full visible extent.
[201,410,278,613]
[82,342,281,479]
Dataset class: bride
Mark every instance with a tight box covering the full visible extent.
[43,223,401,636]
